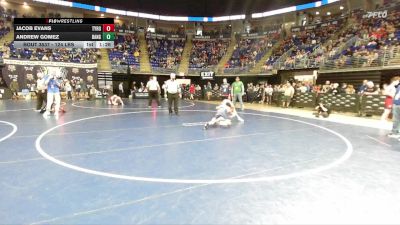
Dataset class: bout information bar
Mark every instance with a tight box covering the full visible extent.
[13,18,115,49]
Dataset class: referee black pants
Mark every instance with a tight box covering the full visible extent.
[167,93,179,114]
[36,90,47,110]
[148,91,160,106]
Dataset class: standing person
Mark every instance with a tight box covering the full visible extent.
[43,73,61,117]
[265,84,273,105]
[206,82,212,100]
[389,80,400,139]
[10,79,19,100]
[382,77,400,122]
[189,83,195,100]
[165,73,181,115]
[35,73,47,111]
[146,76,161,108]
[231,76,245,110]
[282,82,295,108]
[65,80,73,100]
[162,81,168,100]
[79,78,87,100]
[0,76,6,87]
[220,78,230,100]
[118,82,124,97]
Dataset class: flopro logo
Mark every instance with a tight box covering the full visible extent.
[363,10,388,19]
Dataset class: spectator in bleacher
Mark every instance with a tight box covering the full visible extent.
[345,85,356,94]
[340,83,348,94]
[358,80,369,94]
[330,83,341,95]
[363,81,379,95]
[322,81,331,93]
[213,83,219,91]
[190,39,229,69]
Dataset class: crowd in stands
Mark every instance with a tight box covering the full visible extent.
[325,9,400,68]
[263,6,400,71]
[265,20,344,71]
[190,39,229,69]
[225,36,275,71]
[147,37,184,69]
[110,34,140,68]
[0,20,10,39]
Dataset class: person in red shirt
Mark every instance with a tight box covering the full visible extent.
[189,83,196,100]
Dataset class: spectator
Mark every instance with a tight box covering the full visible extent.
[282,82,295,108]
[10,79,19,100]
[358,80,369,94]
[345,85,356,94]
[363,81,379,95]
[0,76,7,88]
[189,83,195,100]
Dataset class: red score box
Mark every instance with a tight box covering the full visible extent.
[102,24,115,32]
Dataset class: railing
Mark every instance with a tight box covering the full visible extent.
[188,66,217,75]
[319,46,400,71]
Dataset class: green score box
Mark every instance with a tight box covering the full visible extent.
[102,32,115,41]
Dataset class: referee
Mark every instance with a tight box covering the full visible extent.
[165,73,181,115]
[146,76,161,108]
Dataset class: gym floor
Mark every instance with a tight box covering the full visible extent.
[0,99,399,224]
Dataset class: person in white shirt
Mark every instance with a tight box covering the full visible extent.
[146,76,161,108]
[35,72,47,111]
[264,84,274,105]
[165,73,181,115]
[65,80,72,100]
[162,81,168,100]
[283,82,295,108]
[118,82,124,97]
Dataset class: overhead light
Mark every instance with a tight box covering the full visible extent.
[327,12,331,15]
[316,11,320,15]
[23,1,28,7]
[116,16,119,19]
[101,13,104,17]
[340,6,344,10]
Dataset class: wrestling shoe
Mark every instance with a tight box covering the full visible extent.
[203,123,209,130]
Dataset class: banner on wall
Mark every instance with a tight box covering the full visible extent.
[290,18,344,32]
[1,59,98,90]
